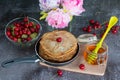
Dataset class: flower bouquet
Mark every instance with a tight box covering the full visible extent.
[39,0,85,31]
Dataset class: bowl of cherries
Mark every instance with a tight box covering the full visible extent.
[5,17,42,47]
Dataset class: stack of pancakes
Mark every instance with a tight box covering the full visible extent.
[39,30,78,62]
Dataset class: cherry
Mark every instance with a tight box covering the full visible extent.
[114,26,120,30]
[92,25,97,29]
[30,28,35,32]
[87,28,91,33]
[13,22,17,26]
[16,35,21,38]
[22,30,27,34]
[87,25,92,29]
[24,17,28,22]
[21,38,27,42]
[57,70,63,76]
[27,31,31,35]
[6,16,40,43]
[25,23,29,27]
[7,27,11,31]
[79,64,85,70]
[112,29,117,34]
[24,28,28,32]
[29,22,33,27]
[6,31,11,36]
[105,22,108,28]
[16,23,20,27]
[9,35,14,40]
[27,37,32,41]
[36,24,40,29]
[93,33,96,36]
[20,22,25,26]
[14,27,19,31]
[35,28,39,33]
[82,27,87,31]
[14,31,19,36]
[89,19,95,25]
[13,37,18,42]
[19,31,23,35]
[56,37,62,42]
[94,21,100,26]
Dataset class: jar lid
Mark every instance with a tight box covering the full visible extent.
[77,34,97,43]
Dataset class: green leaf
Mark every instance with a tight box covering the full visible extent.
[39,14,48,20]
[39,11,48,20]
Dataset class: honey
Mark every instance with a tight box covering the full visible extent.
[84,45,107,65]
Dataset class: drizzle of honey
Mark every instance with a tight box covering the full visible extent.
[84,46,106,65]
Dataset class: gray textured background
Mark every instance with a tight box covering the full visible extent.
[0,0,120,80]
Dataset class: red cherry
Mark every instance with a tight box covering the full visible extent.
[30,28,35,32]
[14,31,19,36]
[82,27,87,31]
[22,30,27,34]
[56,37,62,42]
[92,25,97,29]
[24,17,28,22]
[13,22,17,26]
[87,25,92,29]
[112,29,117,34]
[14,27,19,31]
[87,28,91,33]
[57,70,63,76]
[93,33,96,36]
[13,37,18,42]
[114,26,120,30]
[24,28,28,31]
[105,22,108,28]
[6,31,11,36]
[94,21,100,26]
[27,31,31,35]
[21,38,27,42]
[25,23,29,27]
[89,19,95,25]
[7,27,11,31]
[79,64,85,70]
[9,35,14,40]
[27,37,32,41]
[36,24,40,29]
[20,22,25,26]
[16,35,21,38]
[19,31,23,35]
[35,28,39,33]
[16,23,20,27]
[96,25,101,28]
[29,22,33,27]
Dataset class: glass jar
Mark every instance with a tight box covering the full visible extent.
[83,41,108,65]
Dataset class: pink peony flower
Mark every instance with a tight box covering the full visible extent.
[61,0,85,16]
[39,0,61,11]
[46,8,71,29]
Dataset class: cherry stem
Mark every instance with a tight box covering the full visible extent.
[100,21,108,26]
[95,21,108,31]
